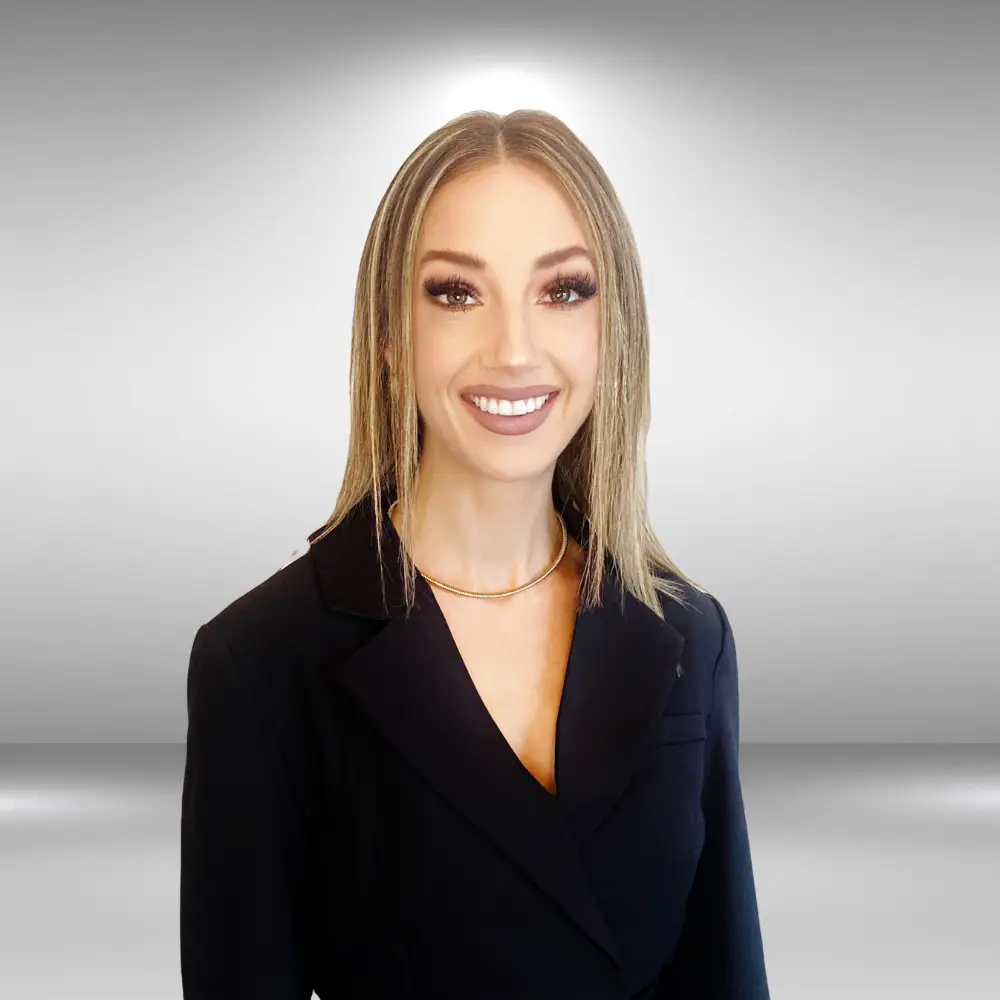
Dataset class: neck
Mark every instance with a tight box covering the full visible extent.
[392,453,566,595]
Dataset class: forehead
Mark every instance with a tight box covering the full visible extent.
[416,161,589,256]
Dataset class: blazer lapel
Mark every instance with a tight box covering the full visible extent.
[305,488,687,971]
[553,567,688,839]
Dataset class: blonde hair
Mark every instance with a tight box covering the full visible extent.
[312,109,706,619]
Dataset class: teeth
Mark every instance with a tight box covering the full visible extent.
[470,393,550,415]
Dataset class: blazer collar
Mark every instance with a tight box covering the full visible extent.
[306,487,687,972]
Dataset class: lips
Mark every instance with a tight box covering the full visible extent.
[460,384,560,401]
[460,389,559,437]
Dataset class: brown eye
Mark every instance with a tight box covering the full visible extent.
[544,271,599,310]
[423,275,479,312]
[422,270,598,313]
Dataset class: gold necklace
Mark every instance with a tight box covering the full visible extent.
[387,499,568,599]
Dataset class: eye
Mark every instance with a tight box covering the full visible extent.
[545,282,584,308]
[543,271,599,310]
[423,274,479,312]
[546,283,579,306]
[421,270,599,313]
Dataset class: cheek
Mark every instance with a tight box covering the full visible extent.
[561,325,601,394]
[410,336,467,415]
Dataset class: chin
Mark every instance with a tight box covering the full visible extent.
[461,449,559,484]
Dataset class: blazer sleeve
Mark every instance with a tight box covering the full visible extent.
[656,596,770,999]
[180,623,314,999]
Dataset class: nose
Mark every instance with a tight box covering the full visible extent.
[486,303,541,371]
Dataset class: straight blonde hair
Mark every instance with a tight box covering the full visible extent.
[311,109,706,619]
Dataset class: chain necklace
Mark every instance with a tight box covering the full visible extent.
[387,499,568,599]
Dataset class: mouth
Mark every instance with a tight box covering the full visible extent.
[459,389,560,437]
[462,389,558,417]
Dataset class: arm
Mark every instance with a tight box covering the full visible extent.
[180,624,314,999]
[656,597,770,999]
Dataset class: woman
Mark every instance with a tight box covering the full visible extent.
[180,109,770,999]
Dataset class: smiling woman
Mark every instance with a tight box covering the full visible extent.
[396,158,606,514]
[322,110,708,619]
[180,109,770,999]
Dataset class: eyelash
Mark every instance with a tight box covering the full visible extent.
[422,270,599,313]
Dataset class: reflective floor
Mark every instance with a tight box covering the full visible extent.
[1,744,997,999]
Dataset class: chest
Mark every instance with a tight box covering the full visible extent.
[431,578,580,796]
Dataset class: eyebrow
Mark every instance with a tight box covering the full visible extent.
[418,244,593,271]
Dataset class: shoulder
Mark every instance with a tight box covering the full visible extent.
[204,549,318,647]
[191,548,348,723]
[655,566,726,638]
[653,568,732,674]
[185,547,379,821]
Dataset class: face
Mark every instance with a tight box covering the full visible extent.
[401,160,601,485]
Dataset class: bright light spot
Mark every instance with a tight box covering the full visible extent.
[880,777,1000,816]
[423,56,575,120]
[0,786,160,823]
[929,781,1000,813]
[0,789,105,818]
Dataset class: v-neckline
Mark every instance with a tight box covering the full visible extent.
[419,570,584,803]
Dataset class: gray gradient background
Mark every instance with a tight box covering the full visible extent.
[2,3,999,998]
[3,0,997,743]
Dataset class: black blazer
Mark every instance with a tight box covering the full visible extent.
[180,489,769,999]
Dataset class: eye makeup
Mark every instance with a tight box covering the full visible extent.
[422,270,598,313]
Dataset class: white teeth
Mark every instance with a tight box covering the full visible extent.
[470,393,550,416]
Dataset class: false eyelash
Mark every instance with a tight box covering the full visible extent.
[422,269,599,312]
